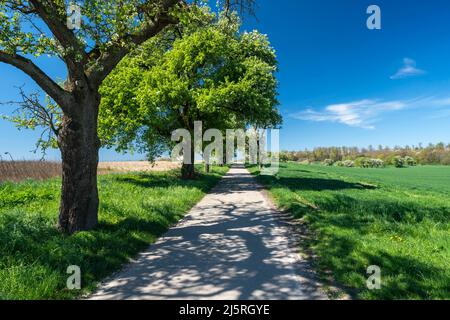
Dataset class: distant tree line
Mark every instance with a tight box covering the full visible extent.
[279,143,450,166]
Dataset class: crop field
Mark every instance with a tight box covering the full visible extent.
[0,160,180,183]
[0,166,228,299]
[0,161,62,183]
[249,163,450,299]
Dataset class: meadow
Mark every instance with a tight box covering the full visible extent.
[249,163,450,299]
[0,166,228,299]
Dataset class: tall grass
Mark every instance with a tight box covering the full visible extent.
[0,161,61,183]
[0,160,180,183]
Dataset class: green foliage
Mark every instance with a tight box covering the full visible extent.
[404,156,417,166]
[353,157,384,168]
[0,166,229,299]
[99,9,281,159]
[0,0,193,160]
[0,4,57,56]
[334,160,344,167]
[354,157,368,168]
[0,0,181,60]
[393,156,406,168]
[249,163,450,299]
[391,156,417,168]
[343,160,355,167]
[280,151,295,162]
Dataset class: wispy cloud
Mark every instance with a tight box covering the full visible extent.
[390,58,426,80]
[291,99,406,129]
[291,95,450,128]
[430,97,450,107]
[427,97,450,119]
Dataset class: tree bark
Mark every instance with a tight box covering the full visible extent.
[57,92,101,234]
[181,162,196,179]
[181,144,196,179]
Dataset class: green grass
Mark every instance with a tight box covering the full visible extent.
[0,166,229,300]
[249,163,450,299]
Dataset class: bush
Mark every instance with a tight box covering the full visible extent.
[280,151,294,163]
[393,156,406,168]
[355,157,384,168]
[355,157,369,168]
[298,159,310,165]
[404,156,417,166]
[441,154,450,166]
[370,158,385,168]
[334,161,344,167]
[392,156,417,168]
[322,159,334,166]
[343,160,355,167]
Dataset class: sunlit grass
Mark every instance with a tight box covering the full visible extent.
[249,163,450,299]
[0,166,228,300]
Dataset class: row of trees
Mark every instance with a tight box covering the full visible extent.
[98,8,281,178]
[279,143,450,166]
[1,1,280,234]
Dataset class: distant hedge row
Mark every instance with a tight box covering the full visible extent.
[318,156,417,168]
[279,143,450,166]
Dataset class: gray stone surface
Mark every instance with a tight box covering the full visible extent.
[89,165,327,300]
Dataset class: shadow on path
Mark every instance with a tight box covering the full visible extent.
[90,165,326,300]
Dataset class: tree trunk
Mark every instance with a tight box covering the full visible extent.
[181,143,196,179]
[57,93,101,234]
[181,162,196,179]
[221,148,226,167]
[204,162,210,173]
[257,134,263,170]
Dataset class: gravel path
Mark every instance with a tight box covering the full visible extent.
[89,165,326,300]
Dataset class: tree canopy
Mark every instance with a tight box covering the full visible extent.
[0,0,262,232]
[99,9,281,170]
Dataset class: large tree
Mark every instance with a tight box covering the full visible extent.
[0,0,252,234]
[98,10,281,178]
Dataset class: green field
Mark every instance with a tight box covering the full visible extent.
[0,166,228,300]
[249,163,450,299]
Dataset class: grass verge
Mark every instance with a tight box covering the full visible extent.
[248,163,450,299]
[0,166,228,299]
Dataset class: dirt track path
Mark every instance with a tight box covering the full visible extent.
[90,165,326,300]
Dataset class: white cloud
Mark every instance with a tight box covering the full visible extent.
[291,99,406,129]
[291,95,450,128]
[390,58,426,80]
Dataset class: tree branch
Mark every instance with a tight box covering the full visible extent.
[28,0,87,77]
[87,0,181,87]
[0,51,71,110]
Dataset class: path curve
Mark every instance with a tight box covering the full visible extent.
[90,165,327,300]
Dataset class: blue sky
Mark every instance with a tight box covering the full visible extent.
[1,0,450,160]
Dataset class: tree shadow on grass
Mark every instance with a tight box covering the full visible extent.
[0,170,223,299]
[306,230,450,299]
[251,166,450,299]
[360,250,449,299]
[114,172,221,194]
[98,203,183,236]
[285,194,450,298]
[113,174,181,189]
[315,194,448,224]
[259,176,377,192]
